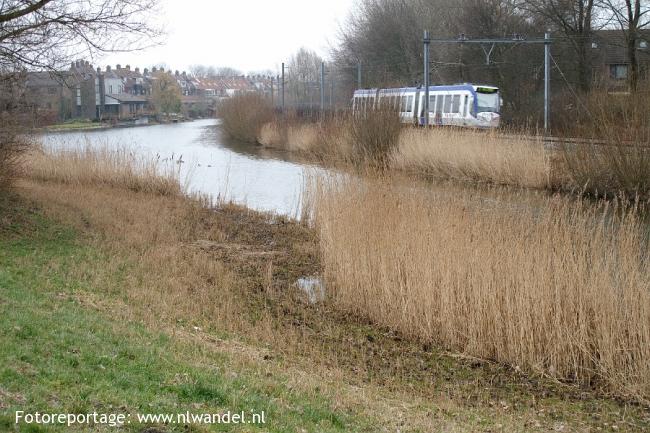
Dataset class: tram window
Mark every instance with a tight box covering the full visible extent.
[452,95,461,113]
[428,95,436,113]
[464,95,469,116]
[435,96,443,114]
[406,96,413,113]
[444,95,452,113]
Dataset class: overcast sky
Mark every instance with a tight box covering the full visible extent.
[100,0,356,75]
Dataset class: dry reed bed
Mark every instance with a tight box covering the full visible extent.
[310,175,650,403]
[392,129,557,189]
[27,146,182,197]
[260,119,561,187]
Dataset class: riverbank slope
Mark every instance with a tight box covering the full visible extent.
[1,148,648,431]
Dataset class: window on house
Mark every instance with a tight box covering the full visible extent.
[609,64,628,80]
[640,40,648,49]
[109,85,113,93]
[48,87,57,94]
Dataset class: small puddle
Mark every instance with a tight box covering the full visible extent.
[296,277,326,304]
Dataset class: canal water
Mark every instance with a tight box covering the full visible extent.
[40,119,327,216]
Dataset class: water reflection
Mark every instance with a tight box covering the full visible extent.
[40,119,328,216]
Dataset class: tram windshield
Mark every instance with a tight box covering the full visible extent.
[476,88,500,113]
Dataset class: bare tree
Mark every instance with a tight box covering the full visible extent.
[151,72,181,119]
[599,0,650,90]
[287,47,323,105]
[189,65,214,78]
[214,66,242,77]
[0,0,161,71]
[0,0,161,189]
[518,0,598,91]
[190,66,243,78]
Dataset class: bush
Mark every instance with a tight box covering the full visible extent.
[218,93,274,143]
[0,113,28,190]
[348,106,401,169]
[560,86,650,199]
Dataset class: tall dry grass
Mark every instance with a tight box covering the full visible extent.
[561,89,650,199]
[393,129,557,189]
[28,145,183,196]
[258,109,400,167]
[218,93,274,143]
[310,174,650,402]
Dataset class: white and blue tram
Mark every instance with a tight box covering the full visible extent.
[352,84,502,129]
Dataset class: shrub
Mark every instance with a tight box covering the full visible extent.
[348,107,401,169]
[561,87,650,199]
[0,113,28,190]
[218,93,274,143]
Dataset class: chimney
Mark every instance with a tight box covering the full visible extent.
[96,67,101,74]
[175,70,179,76]
[182,71,187,77]
[135,67,140,73]
[144,68,149,75]
[116,64,121,70]
[152,67,157,73]
[106,65,111,71]
[126,65,130,71]
[71,62,75,69]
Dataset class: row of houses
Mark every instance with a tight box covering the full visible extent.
[20,61,275,125]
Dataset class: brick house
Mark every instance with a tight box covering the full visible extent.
[591,29,650,90]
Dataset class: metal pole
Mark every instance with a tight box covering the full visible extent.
[270,77,274,106]
[320,62,325,112]
[423,30,430,127]
[544,31,550,133]
[357,62,362,89]
[281,63,285,112]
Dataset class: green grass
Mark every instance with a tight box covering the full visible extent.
[44,120,105,132]
[0,198,373,432]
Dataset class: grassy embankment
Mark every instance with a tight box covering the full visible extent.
[44,119,107,132]
[2,147,649,431]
